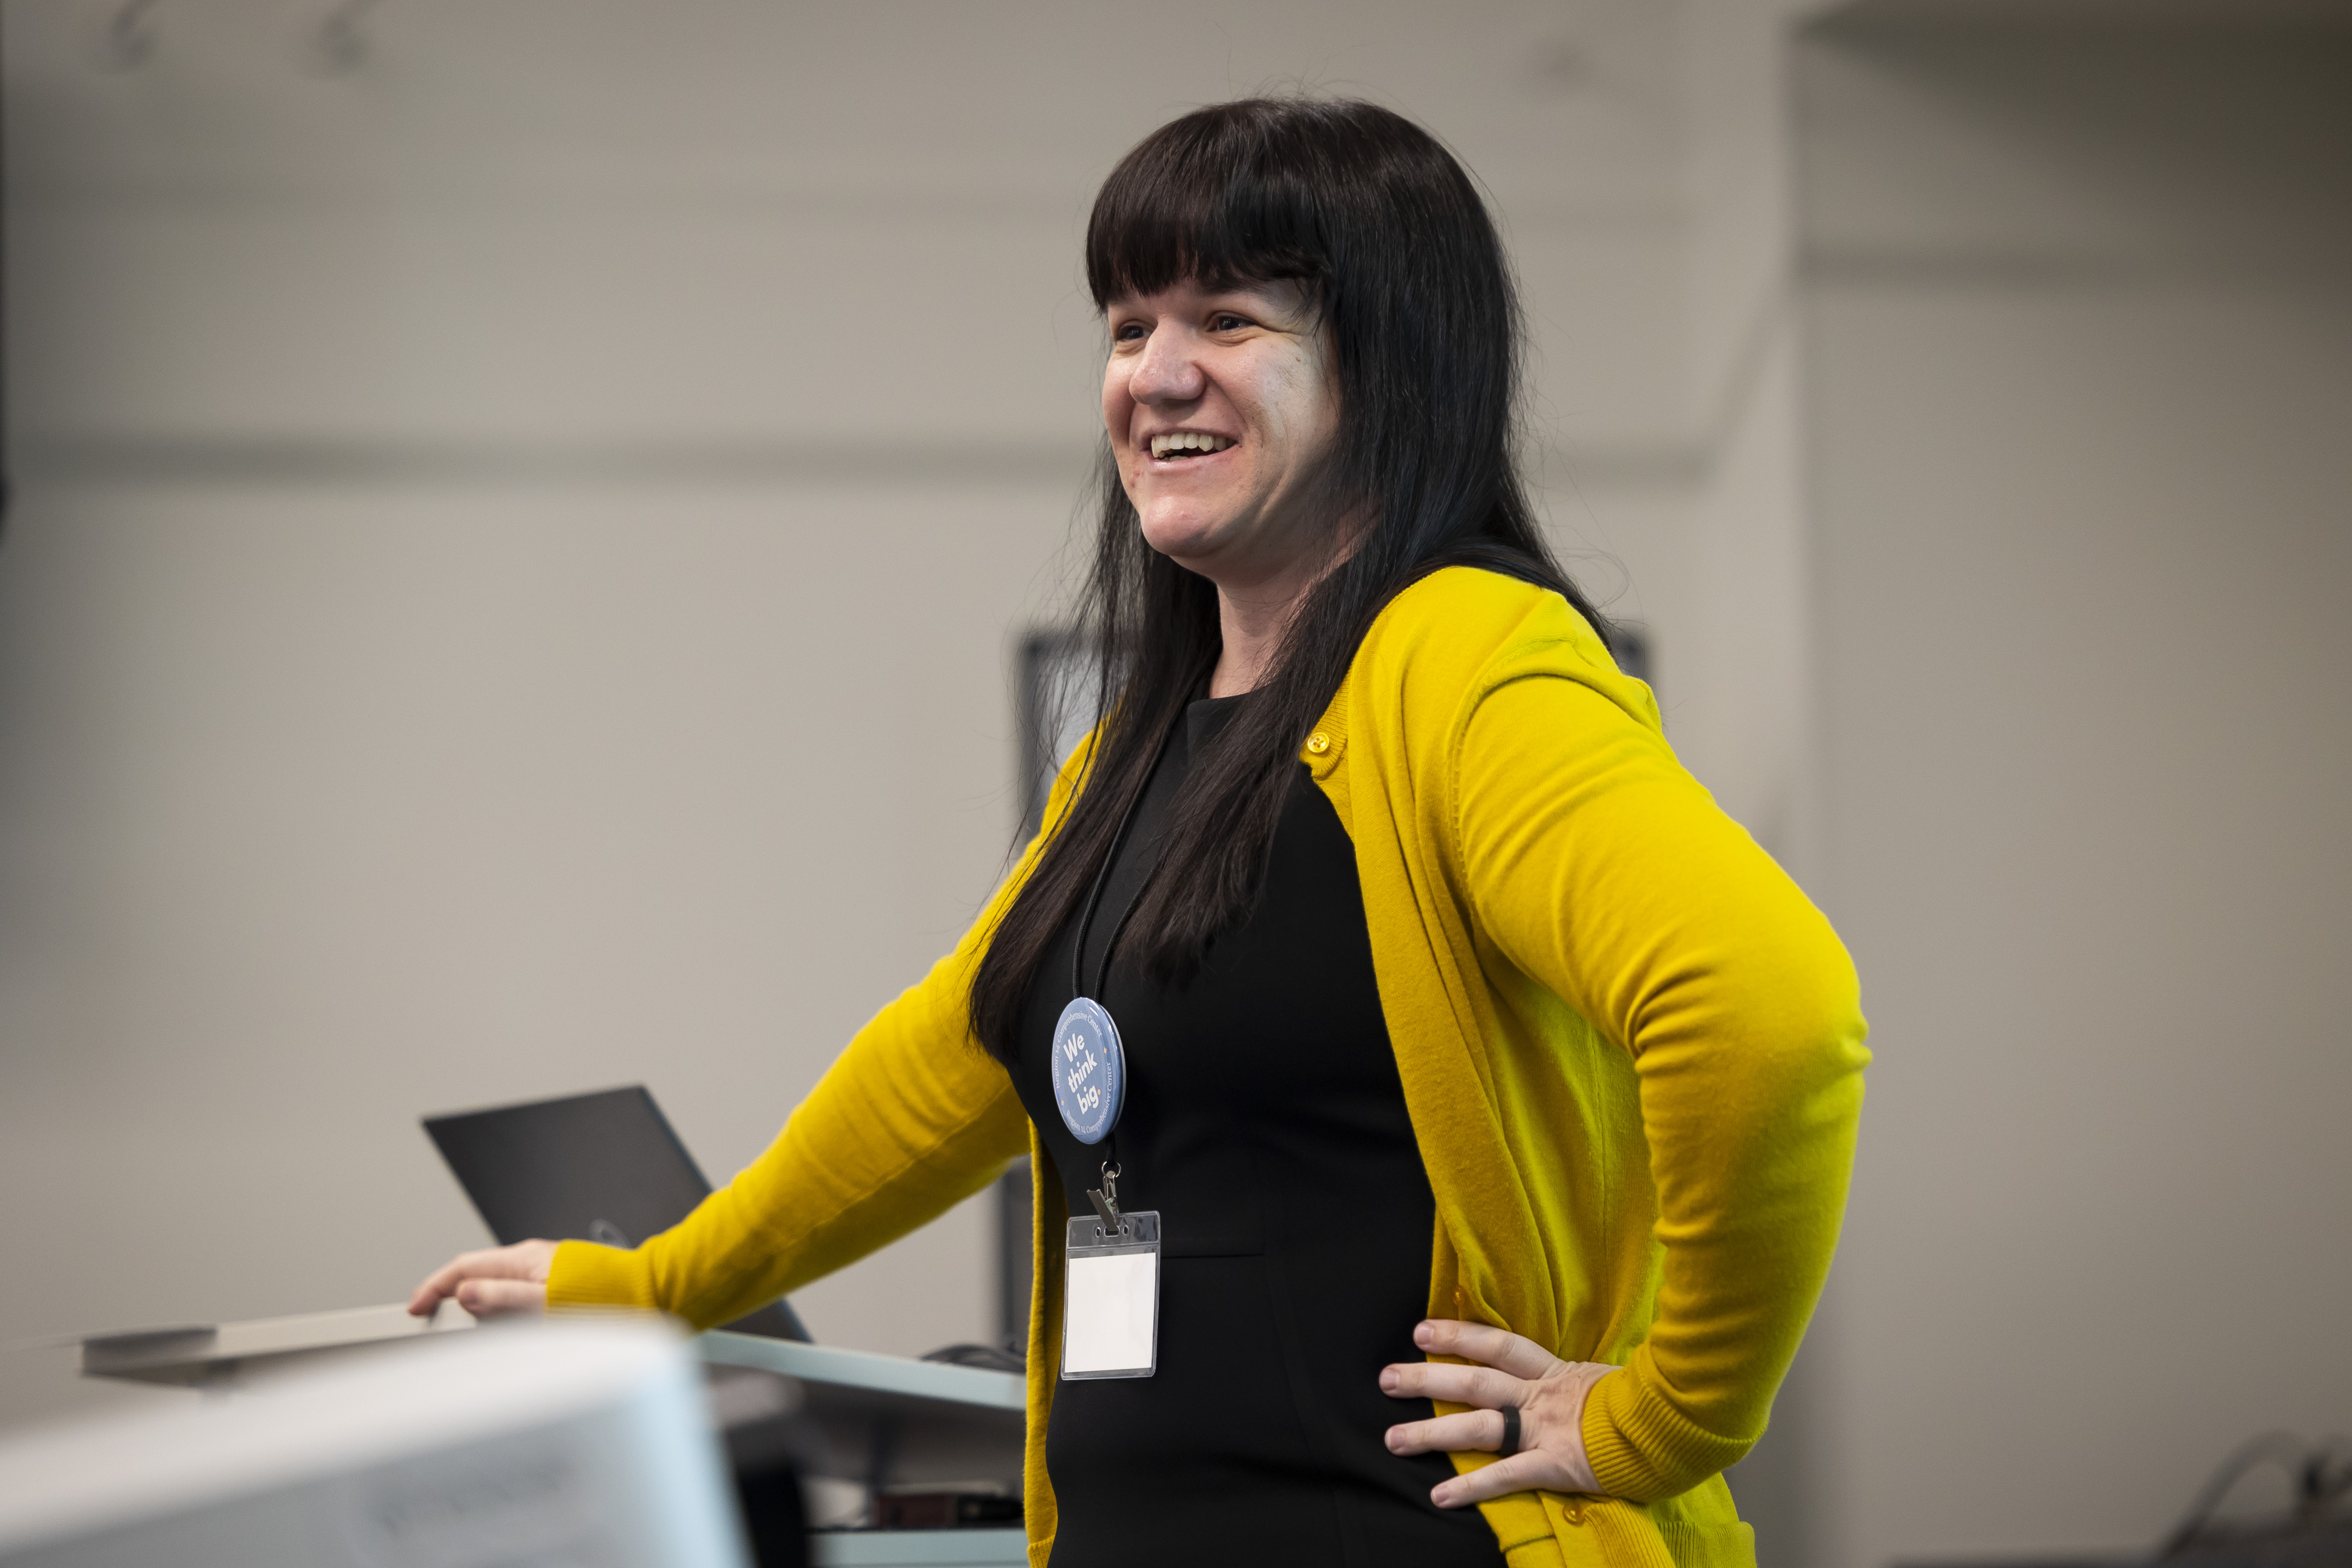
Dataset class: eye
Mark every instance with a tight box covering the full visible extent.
[1209,312,1252,333]
[1112,319,1150,345]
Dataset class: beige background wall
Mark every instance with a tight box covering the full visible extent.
[1794,14,2352,1566]
[1663,11,1837,1555]
[0,0,1710,1428]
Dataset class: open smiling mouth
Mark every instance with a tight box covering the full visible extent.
[1148,432,1237,463]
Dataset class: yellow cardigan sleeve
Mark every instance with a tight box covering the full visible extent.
[547,935,1033,1328]
[543,748,1093,1327]
[1454,672,1869,1500]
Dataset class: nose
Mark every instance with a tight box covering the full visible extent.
[1129,323,1206,406]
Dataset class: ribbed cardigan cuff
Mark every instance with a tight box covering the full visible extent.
[545,1239,663,1314]
[1580,1364,1758,1502]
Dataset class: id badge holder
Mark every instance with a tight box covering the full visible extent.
[1060,1209,1161,1380]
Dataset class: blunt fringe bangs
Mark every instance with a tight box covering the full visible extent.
[969,97,1616,1066]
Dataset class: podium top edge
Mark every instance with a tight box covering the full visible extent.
[698,1331,1024,1412]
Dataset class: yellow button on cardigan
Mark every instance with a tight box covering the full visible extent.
[548,567,1870,1568]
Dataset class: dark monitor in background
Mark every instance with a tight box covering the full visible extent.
[425,1084,811,1342]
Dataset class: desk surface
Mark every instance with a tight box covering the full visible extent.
[77,1301,474,1385]
[697,1333,1023,1413]
[809,1530,1027,1567]
[75,1309,1028,1490]
[75,1309,1022,1413]
[698,1331,1024,1487]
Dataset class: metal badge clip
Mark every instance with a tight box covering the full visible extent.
[1085,1161,1123,1232]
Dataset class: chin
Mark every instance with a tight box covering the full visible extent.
[1135,507,1235,566]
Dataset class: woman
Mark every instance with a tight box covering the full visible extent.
[413,98,1868,1568]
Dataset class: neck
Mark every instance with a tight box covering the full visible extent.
[1200,516,1365,698]
[1207,562,1321,698]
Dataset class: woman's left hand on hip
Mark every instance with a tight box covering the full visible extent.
[1379,1318,1618,1508]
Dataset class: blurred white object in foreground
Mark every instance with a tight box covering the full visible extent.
[0,1317,750,1568]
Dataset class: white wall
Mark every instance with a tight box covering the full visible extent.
[0,0,1712,1428]
[1665,7,1840,1557]
[1795,16,2352,1565]
[1670,0,1827,858]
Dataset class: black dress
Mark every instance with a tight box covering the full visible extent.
[1010,694,1506,1568]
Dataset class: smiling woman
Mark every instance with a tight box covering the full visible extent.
[411,98,1869,1568]
[972,100,1618,1018]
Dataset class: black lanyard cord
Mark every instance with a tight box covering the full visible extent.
[1069,709,1184,1003]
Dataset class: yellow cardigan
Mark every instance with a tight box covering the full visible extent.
[548,567,1869,1568]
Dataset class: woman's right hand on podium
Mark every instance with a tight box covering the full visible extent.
[408,1239,559,1319]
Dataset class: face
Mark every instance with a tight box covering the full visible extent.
[1101,279,1341,591]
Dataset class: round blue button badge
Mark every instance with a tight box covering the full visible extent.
[1050,996,1125,1145]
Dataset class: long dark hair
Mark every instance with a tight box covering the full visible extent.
[968,97,1614,1063]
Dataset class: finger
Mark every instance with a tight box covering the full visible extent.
[1414,1319,1563,1382]
[408,1256,483,1316]
[1380,1360,1527,1410]
[454,1278,547,1317]
[409,1244,548,1316]
[1433,1451,1572,1509]
[423,1247,528,1293]
[1384,1408,1509,1457]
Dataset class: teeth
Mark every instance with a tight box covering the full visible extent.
[1149,432,1235,459]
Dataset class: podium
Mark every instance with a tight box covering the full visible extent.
[74,1307,1028,1568]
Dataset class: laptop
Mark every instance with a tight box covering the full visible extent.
[424,1085,811,1342]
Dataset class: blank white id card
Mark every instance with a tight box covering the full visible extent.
[1060,1211,1160,1379]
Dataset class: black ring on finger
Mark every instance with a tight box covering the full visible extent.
[1497,1404,1522,1457]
